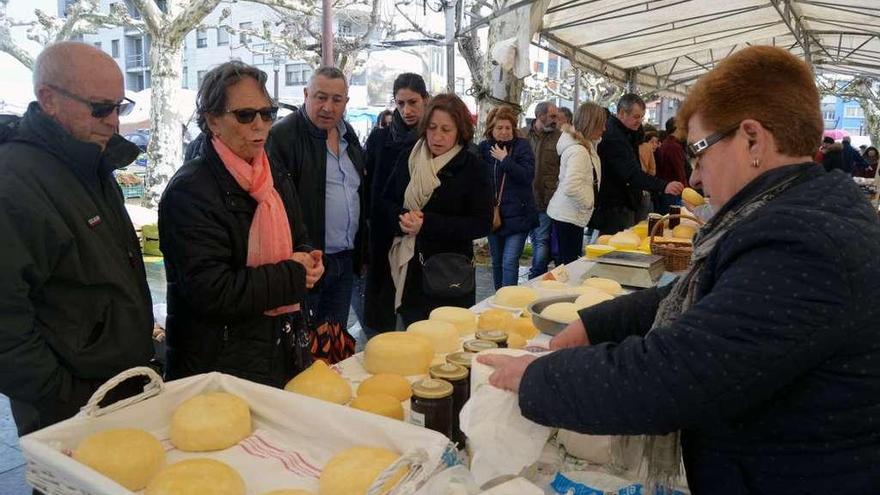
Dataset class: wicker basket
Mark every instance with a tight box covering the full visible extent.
[649,213,701,272]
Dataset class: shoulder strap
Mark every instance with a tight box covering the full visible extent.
[496,173,506,206]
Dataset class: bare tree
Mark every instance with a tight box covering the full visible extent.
[817,75,880,146]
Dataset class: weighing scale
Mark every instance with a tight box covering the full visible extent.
[583,251,665,288]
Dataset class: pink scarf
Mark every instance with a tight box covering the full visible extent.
[213,137,299,316]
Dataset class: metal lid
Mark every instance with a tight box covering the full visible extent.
[411,378,453,399]
[429,363,468,381]
[475,330,508,343]
[446,351,476,368]
[463,339,498,353]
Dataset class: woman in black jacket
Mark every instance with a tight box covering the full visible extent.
[480,47,880,493]
[159,62,324,387]
[384,94,492,326]
[362,73,429,334]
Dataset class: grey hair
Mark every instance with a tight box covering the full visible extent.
[617,93,646,114]
[196,61,271,137]
[534,101,555,119]
[308,66,348,89]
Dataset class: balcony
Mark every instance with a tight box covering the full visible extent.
[126,53,147,70]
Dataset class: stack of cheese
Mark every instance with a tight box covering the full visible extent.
[540,278,622,323]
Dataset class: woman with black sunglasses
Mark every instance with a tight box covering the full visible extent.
[158,61,324,387]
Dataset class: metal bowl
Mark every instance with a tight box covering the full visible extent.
[527,294,579,336]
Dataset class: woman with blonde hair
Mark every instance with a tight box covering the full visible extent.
[546,102,606,264]
[479,105,537,289]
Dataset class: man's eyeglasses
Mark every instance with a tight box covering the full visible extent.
[225,107,279,124]
[48,84,135,119]
[686,123,741,165]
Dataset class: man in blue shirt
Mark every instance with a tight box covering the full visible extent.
[267,67,366,328]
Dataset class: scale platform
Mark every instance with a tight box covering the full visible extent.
[584,251,665,288]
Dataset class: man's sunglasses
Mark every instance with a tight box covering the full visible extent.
[48,84,135,118]
[225,107,279,124]
[686,123,741,164]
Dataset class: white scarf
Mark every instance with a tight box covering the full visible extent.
[389,139,463,309]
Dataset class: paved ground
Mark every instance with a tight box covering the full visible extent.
[0,258,524,492]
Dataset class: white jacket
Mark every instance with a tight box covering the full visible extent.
[546,131,601,228]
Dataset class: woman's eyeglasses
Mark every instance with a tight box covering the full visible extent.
[48,84,135,118]
[225,107,279,124]
[686,123,741,166]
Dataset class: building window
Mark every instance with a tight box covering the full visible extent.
[285,63,312,86]
[196,28,208,48]
[111,39,120,58]
[548,55,558,78]
[197,70,207,86]
[338,21,352,36]
[217,26,229,46]
[534,61,545,73]
[822,109,835,120]
[844,106,864,118]
[239,22,252,44]
[182,66,188,89]
[94,41,102,51]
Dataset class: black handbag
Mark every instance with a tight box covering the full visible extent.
[419,251,475,298]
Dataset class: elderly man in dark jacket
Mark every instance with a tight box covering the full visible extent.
[267,67,366,329]
[591,95,684,234]
[0,42,154,436]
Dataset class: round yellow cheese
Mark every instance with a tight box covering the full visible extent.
[170,393,251,452]
[364,332,434,376]
[429,306,478,335]
[631,223,649,239]
[682,187,705,206]
[574,288,614,309]
[505,331,527,349]
[73,428,165,491]
[406,320,459,354]
[349,394,404,420]
[260,490,315,495]
[357,374,412,402]
[146,458,245,495]
[493,286,538,308]
[536,280,569,290]
[596,234,613,245]
[541,302,581,323]
[285,360,352,405]
[608,231,641,250]
[509,316,539,339]
[581,277,624,296]
[672,224,697,240]
[478,309,515,331]
[319,446,405,495]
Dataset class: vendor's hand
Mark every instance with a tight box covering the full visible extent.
[490,144,509,162]
[476,354,537,393]
[399,210,424,235]
[291,252,321,288]
[307,249,324,287]
[665,181,685,196]
[549,319,590,350]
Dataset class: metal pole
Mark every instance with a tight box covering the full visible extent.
[445,0,456,93]
[322,0,334,66]
[573,67,581,108]
[274,68,279,100]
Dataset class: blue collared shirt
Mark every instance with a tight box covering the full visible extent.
[324,120,360,254]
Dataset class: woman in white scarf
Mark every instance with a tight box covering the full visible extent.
[385,94,492,326]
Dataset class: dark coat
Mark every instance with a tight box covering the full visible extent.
[593,114,668,220]
[266,107,367,268]
[159,138,312,387]
[655,134,688,185]
[519,163,880,493]
[841,140,866,175]
[520,125,562,211]
[382,145,492,319]
[0,103,154,432]
[363,111,419,331]
[479,137,538,236]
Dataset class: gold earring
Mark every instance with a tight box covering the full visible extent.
[752,158,760,168]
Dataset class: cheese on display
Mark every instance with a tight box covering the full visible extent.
[73,428,165,491]
[541,302,581,323]
[429,306,478,335]
[493,286,538,308]
[285,360,353,405]
[574,288,614,309]
[319,446,405,495]
[364,332,434,376]
[608,231,641,250]
[478,309,515,331]
[509,316,540,339]
[349,394,405,420]
[260,490,315,495]
[357,373,412,402]
[406,320,460,353]
[582,277,624,295]
[170,393,252,452]
[145,458,245,495]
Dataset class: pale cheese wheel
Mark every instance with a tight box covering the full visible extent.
[493,286,538,308]
[364,332,434,376]
[260,490,315,495]
[478,309,515,331]
[285,360,352,405]
[582,277,624,295]
[682,187,705,206]
[672,224,697,240]
[574,288,614,309]
[349,394,404,420]
[608,231,641,250]
[536,280,569,290]
[596,234,612,245]
[406,320,459,354]
[319,446,405,495]
[505,331,527,349]
[429,306,478,335]
[541,302,581,323]
[509,316,540,339]
[73,428,165,491]
[357,373,412,402]
[146,458,245,495]
[170,393,251,452]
